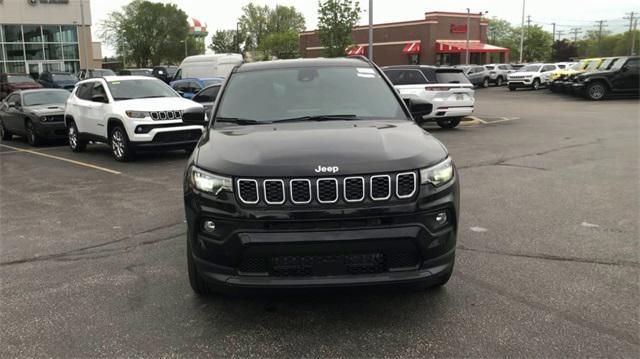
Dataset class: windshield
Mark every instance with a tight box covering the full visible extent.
[51,74,77,81]
[167,67,178,76]
[23,91,69,106]
[586,60,601,70]
[8,75,35,83]
[91,69,116,77]
[106,79,179,101]
[569,63,582,70]
[436,71,471,84]
[215,66,405,124]
[599,58,618,70]
[518,65,541,72]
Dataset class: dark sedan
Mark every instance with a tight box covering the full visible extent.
[37,71,78,90]
[191,84,221,115]
[0,89,70,146]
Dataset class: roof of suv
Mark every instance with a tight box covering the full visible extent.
[235,58,370,72]
[381,65,461,71]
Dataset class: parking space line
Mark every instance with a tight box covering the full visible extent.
[0,145,68,155]
[466,115,488,124]
[0,143,121,175]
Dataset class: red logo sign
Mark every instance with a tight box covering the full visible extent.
[450,25,467,33]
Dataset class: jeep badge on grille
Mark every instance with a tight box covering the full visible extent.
[314,165,339,173]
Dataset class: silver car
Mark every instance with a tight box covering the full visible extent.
[484,64,514,86]
[456,65,491,88]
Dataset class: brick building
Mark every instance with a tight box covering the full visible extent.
[299,11,509,66]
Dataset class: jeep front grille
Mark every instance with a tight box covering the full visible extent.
[150,110,182,120]
[236,171,418,206]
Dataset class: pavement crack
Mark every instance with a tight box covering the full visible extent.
[458,139,602,171]
[457,244,640,268]
[0,222,185,266]
[457,271,640,347]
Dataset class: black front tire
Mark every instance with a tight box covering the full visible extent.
[482,78,490,88]
[25,120,42,146]
[67,121,87,152]
[437,118,461,129]
[496,76,503,86]
[532,78,541,90]
[109,126,135,162]
[585,82,607,101]
[508,86,516,91]
[187,241,212,296]
[0,121,12,141]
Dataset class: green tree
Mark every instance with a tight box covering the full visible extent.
[99,0,189,66]
[260,30,299,59]
[515,25,553,62]
[267,5,306,34]
[317,0,361,57]
[239,4,271,51]
[552,39,578,61]
[209,30,240,53]
[238,4,306,55]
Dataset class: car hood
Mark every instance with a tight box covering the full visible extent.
[116,96,203,111]
[195,120,449,177]
[10,82,42,89]
[509,71,538,77]
[25,103,66,116]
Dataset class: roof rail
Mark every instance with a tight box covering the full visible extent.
[347,55,371,63]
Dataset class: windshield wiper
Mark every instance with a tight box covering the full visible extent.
[214,117,262,125]
[271,114,359,123]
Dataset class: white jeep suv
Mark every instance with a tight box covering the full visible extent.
[64,76,205,161]
[507,63,559,91]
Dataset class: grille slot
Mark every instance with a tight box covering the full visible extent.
[290,179,312,204]
[396,172,417,198]
[263,180,285,204]
[317,178,338,203]
[370,175,391,201]
[344,177,365,202]
[237,179,259,204]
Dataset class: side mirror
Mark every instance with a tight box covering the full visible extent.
[182,107,206,125]
[404,97,433,122]
[92,94,108,103]
[621,65,629,72]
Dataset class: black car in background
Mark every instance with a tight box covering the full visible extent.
[191,84,222,115]
[0,89,70,146]
[152,66,178,83]
[573,56,640,100]
[119,68,153,76]
[37,71,78,90]
[76,68,117,80]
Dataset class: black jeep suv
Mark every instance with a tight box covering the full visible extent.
[183,58,458,294]
[573,56,639,100]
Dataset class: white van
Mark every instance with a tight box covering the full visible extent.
[173,54,243,81]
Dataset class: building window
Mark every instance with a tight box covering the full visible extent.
[63,44,79,60]
[23,25,43,43]
[2,25,22,43]
[42,26,62,43]
[409,54,420,65]
[44,43,63,60]
[4,44,25,61]
[6,62,26,73]
[64,61,80,73]
[25,43,45,60]
[60,26,78,43]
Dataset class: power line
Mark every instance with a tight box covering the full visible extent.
[595,20,608,42]
[624,12,637,55]
[569,27,582,42]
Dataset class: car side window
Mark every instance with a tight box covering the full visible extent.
[193,85,221,103]
[6,93,20,106]
[91,82,107,102]
[625,58,639,70]
[190,82,201,93]
[475,67,484,73]
[76,83,92,100]
[542,65,555,72]
[174,82,189,92]
[384,70,427,85]
[498,65,507,70]
[173,69,182,81]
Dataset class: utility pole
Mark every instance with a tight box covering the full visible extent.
[632,18,638,55]
[556,30,565,40]
[79,0,89,69]
[121,36,126,68]
[551,23,556,61]
[465,8,470,64]
[526,15,532,27]
[595,20,607,42]
[570,27,582,43]
[368,0,373,61]
[624,12,636,55]
[519,0,525,63]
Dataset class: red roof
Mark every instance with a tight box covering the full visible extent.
[436,41,508,53]
[402,41,421,54]
[346,45,366,56]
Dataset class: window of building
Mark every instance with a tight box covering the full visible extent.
[63,44,79,60]
[2,25,22,43]
[42,26,62,43]
[23,26,43,43]
[60,26,78,43]
[44,43,63,60]
[4,44,25,61]
[25,44,45,60]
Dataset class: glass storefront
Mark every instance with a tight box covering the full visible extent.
[0,24,80,76]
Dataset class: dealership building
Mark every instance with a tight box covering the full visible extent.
[299,11,509,66]
[0,0,99,76]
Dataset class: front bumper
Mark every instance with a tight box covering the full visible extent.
[507,79,532,88]
[184,172,459,291]
[35,121,66,139]
[130,127,203,150]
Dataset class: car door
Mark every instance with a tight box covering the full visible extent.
[540,65,557,83]
[72,82,96,134]
[87,81,110,137]
[2,93,25,133]
[616,58,640,91]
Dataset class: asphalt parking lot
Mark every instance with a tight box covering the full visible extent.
[1,87,638,357]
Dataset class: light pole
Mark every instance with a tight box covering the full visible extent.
[465,8,470,64]
[368,0,373,61]
[519,0,526,63]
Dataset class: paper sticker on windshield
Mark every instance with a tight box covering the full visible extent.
[356,68,376,78]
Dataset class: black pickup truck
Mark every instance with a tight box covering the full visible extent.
[572,56,639,100]
[182,57,459,295]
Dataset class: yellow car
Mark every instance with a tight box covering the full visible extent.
[549,58,602,92]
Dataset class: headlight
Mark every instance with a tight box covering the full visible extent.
[188,166,233,195]
[420,157,454,187]
[125,110,150,119]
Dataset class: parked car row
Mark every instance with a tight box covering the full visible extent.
[549,56,639,100]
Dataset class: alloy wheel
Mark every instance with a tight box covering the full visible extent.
[111,129,125,159]
[26,122,36,145]
[497,77,503,86]
[588,84,605,100]
[68,125,78,148]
